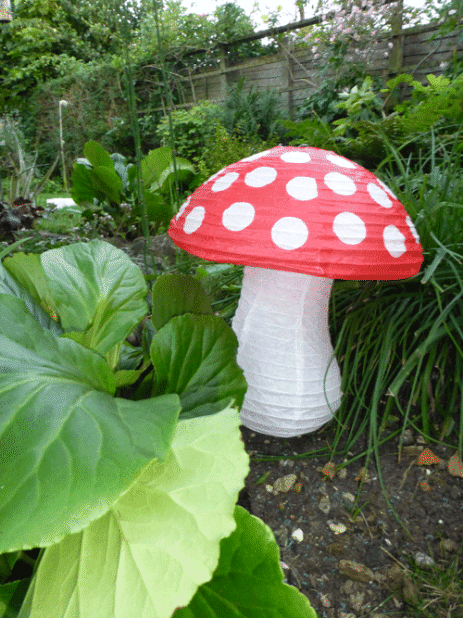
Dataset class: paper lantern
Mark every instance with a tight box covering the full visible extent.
[168,146,423,437]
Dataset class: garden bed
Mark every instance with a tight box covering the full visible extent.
[238,423,463,618]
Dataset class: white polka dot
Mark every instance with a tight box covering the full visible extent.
[183,206,205,234]
[212,172,239,192]
[286,177,318,201]
[384,225,406,257]
[204,168,226,185]
[324,172,357,196]
[271,217,309,250]
[281,151,311,163]
[245,166,277,188]
[175,196,190,220]
[368,183,392,208]
[333,212,366,245]
[406,216,420,243]
[326,154,357,169]
[377,179,397,199]
[222,202,255,231]
[242,149,273,162]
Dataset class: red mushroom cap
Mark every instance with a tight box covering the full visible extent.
[168,146,423,280]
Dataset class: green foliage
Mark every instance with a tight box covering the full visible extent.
[0,239,316,618]
[0,0,144,110]
[287,70,463,167]
[70,141,197,236]
[196,124,267,182]
[326,118,463,492]
[217,78,287,144]
[0,116,59,205]
[155,101,222,162]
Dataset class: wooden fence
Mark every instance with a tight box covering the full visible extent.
[165,15,462,118]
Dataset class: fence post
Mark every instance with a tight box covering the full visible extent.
[219,46,228,102]
[279,37,294,119]
[0,0,12,22]
[386,0,404,108]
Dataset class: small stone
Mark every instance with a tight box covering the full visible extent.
[403,446,424,457]
[340,579,354,594]
[354,467,368,482]
[448,452,463,477]
[417,448,440,466]
[318,493,331,514]
[419,480,431,492]
[328,520,347,535]
[273,474,297,493]
[349,591,365,611]
[320,461,336,479]
[414,552,435,570]
[342,492,356,504]
[442,538,457,552]
[402,576,419,604]
[339,560,374,583]
[320,593,332,608]
[338,612,356,618]
[328,542,346,556]
[337,467,347,479]
[291,528,304,542]
[265,484,273,493]
[402,428,414,445]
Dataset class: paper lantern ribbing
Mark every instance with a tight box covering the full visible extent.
[168,146,424,437]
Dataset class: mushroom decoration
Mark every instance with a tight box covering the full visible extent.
[168,146,423,437]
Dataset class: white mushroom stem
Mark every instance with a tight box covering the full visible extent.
[232,266,342,437]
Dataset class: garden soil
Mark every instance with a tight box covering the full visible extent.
[237,424,463,618]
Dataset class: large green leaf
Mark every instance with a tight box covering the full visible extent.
[40,240,148,356]
[154,158,196,193]
[0,262,62,336]
[2,252,58,322]
[141,146,173,189]
[17,407,249,618]
[83,140,114,169]
[141,147,196,193]
[150,314,246,418]
[70,163,97,207]
[0,294,181,553]
[89,166,122,206]
[151,273,213,331]
[174,505,318,618]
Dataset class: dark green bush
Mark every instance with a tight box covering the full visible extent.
[217,78,288,144]
[155,101,222,163]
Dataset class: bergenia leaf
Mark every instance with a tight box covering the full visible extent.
[40,240,148,356]
[89,166,122,206]
[0,294,181,553]
[2,252,58,321]
[17,407,249,618]
[150,314,247,419]
[70,163,97,206]
[173,505,318,618]
[0,262,62,336]
[83,140,114,169]
[151,273,213,331]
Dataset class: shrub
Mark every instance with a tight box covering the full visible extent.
[155,100,222,162]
